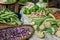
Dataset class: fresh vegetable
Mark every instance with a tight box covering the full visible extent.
[55,31,60,38]
[33,25,37,30]
[57,20,60,27]
[31,15,60,38]
[37,31,44,38]
[51,27,55,34]
[23,4,52,15]
[45,28,52,34]
[0,8,21,25]
[32,16,54,30]
[18,0,28,4]
[39,24,45,30]
[44,21,51,28]
[58,27,60,31]
[34,17,48,31]
[22,3,60,38]
[23,8,31,15]
[45,27,55,34]
[0,26,34,40]
[52,25,58,32]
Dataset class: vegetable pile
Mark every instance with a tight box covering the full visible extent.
[23,5,52,17]
[0,26,34,40]
[31,12,60,38]
[0,8,21,25]
[22,3,60,38]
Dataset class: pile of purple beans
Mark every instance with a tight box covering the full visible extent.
[0,26,33,40]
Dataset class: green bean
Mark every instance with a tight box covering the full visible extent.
[0,12,17,17]
[0,8,21,25]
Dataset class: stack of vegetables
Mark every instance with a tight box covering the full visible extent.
[28,11,60,38]
[22,3,60,39]
[23,5,52,15]
[0,8,21,25]
[0,26,34,40]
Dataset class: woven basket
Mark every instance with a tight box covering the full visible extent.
[0,4,19,12]
[0,0,20,13]
[0,22,17,29]
[0,22,35,40]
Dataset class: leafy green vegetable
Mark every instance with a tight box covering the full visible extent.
[33,17,48,31]
[34,5,40,11]
[52,25,58,31]
[57,20,60,27]
[18,0,28,4]
[44,18,57,25]
[32,15,59,35]
[45,28,52,34]
[30,7,36,12]
[35,17,47,26]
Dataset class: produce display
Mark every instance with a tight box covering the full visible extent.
[0,25,34,40]
[0,8,21,25]
[23,4,52,18]
[0,0,60,40]
[31,16,60,38]
[21,3,60,39]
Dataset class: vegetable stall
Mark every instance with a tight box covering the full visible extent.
[0,0,60,40]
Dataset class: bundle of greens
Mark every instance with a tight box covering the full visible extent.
[31,14,60,38]
[0,8,21,25]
